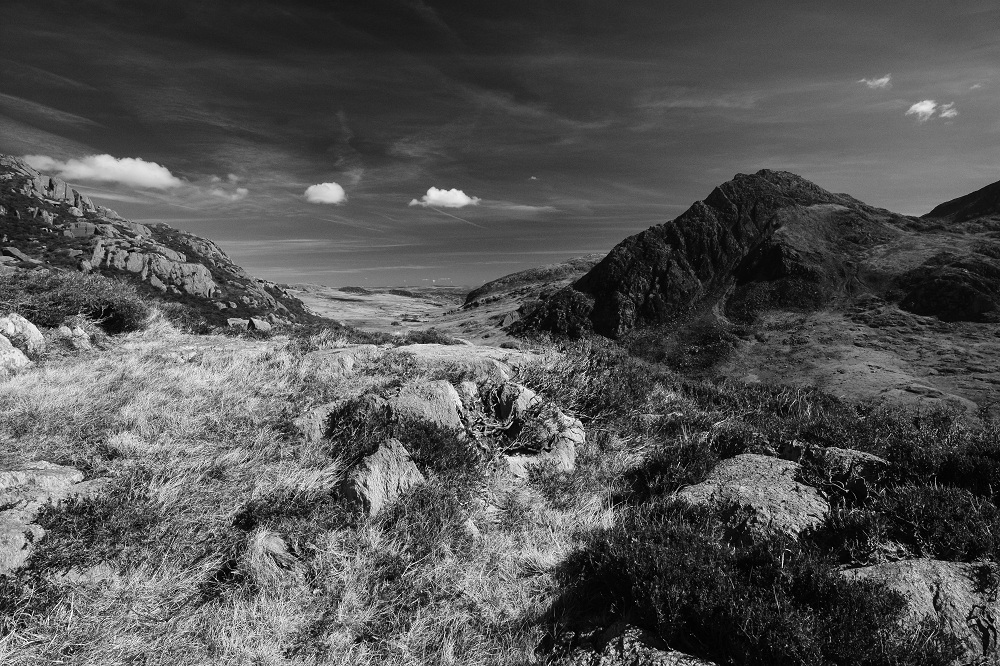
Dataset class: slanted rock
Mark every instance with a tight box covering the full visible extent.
[389,380,465,431]
[842,560,1000,665]
[0,313,44,355]
[676,454,829,545]
[0,461,105,574]
[227,318,250,330]
[340,439,425,515]
[391,343,541,381]
[493,382,543,424]
[249,317,272,333]
[0,334,31,377]
[299,345,380,381]
[552,622,716,666]
[294,394,387,444]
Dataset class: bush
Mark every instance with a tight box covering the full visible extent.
[0,270,149,333]
[558,502,962,666]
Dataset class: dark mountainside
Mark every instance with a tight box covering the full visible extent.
[0,155,313,327]
[925,179,1000,224]
[521,169,1000,338]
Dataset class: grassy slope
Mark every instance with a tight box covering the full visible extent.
[1,310,997,664]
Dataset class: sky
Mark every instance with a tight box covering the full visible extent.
[1,0,998,287]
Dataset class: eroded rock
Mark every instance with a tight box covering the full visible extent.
[340,439,424,516]
[0,313,44,355]
[0,333,31,377]
[842,560,1000,665]
[389,379,465,431]
[676,454,829,545]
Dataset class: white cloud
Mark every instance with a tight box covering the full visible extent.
[939,102,958,119]
[408,186,481,208]
[22,153,183,189]
[905,100,938,122]
[859,74,892,89]
[304,182,347,204]
[210,187,249,202]
[971,83,983,90]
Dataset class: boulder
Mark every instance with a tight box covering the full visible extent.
[294,395,387,444]
[552,622,716,666]
[675,454,829,546]
[340,439,425,516]
[248,317,272,333]
[0,313,44,355]
[494,382,543,423]
[227,318,250,330]
[299,345,379,381]
[842,560,1000,665]
[506,408,584,478]
[0,461,105,574]
[0,334,31,377]
[389,380,465,431]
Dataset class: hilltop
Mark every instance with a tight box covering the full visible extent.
[0,155,313,329]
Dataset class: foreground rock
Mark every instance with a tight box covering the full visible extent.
[0,313,44,355]
[391,343,541,381]
[389,380,466,431]
[299,344,380,380]
[842,560,1000,665]
[340,439,424,516]
[0,461,105,574]
[0,333,31,377]
[676,454,829,546]
[552,622,716,666]
[505,407,584,478]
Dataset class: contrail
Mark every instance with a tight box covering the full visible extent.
[429,206,488,229]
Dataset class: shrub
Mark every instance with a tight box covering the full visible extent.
[558,502,962,666]
[377,480,473,562]
[0,270,149,333]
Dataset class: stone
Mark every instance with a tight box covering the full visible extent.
[552,622,716,666]
[248,317,272,333]
[293,395,387,444]
[506,408,583,478]
[842,560,1000,665]
[391,343,541,381]
[389,380,465,431]
[2,247,32,263]
[299,345,380,381]
[340,439,425,516]
[0,334,31,377]
[0,461,105,575]
[494,382,543,423]
[781,443,888,488]
[675,454,829,546]
[227,318,250,330]
[0,313,44,355]
[455,380,481,412]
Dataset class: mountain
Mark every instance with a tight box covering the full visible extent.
[521,169,1000,337]
[924,179,1000,224]
[0,155,313,326]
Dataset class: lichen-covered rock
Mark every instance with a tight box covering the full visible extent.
[0,461,105,575]
[676,454,829,545]
[389,380,465,431]
[0,333,31,377]
[340,439,425,516]
[842,560,1000,665]
[0,313,44,355]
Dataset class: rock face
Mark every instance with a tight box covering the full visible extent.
[0,313,44,355]
[842,560,1000,665]
[0,461,104,574]
[0,154,312,325]
[523,170,896,337]
[340,439,425,516]
[0,333,31,376]
[676,454,829,546]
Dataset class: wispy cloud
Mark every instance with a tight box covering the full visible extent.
[409,187,480,208]
[304,182,347,204]
[858,74,892,89]
[905,100,958,122]
[22,154,183,189]
[640,93,760,110]
[209,186,249,201]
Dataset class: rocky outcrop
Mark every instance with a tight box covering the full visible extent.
[842,560,1000,665]
[299,345,380,381]
[898,249,1000,323]
[0,313,44,355]
[388,380,466,431]
[552,622,716,666]
[0,333,31,376]
[391,343,541,381]
[0,461,105,574]
[0,154,312,324]
[924,179,1000,224]
[340,439,425,516]
[676,454,829,546]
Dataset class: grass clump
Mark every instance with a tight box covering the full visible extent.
[0,270,149,333]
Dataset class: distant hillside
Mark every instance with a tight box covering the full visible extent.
[463,254,604,308]
[924,178,1000,225]
[0,155,313,326]
[521,169,1000,337]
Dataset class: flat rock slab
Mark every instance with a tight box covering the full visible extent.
[0,461,106,575]
[676,454,829,546]
[843,559,1000,665]
[391,343,541,381]
[341,438,425,516]
[300,345,380,380]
